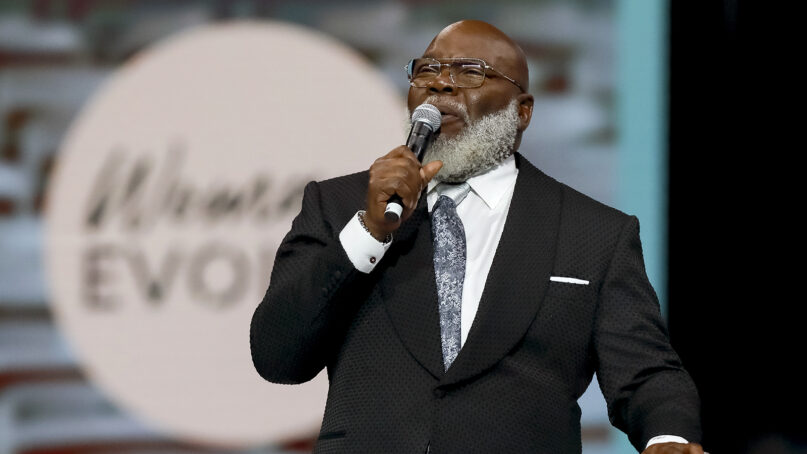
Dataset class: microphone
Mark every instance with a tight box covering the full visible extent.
[384,103,442,222]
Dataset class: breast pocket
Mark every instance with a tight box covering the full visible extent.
[534,280,598,333]
[545,279,596,302]
[528,279,599,367]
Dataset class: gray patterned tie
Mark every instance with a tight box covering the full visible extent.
[431,182,471,371]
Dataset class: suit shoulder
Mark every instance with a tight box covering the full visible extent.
[314,169,369,196]
[517,155,631,237]
[516,152,631,227]
[557,180,631,226]
[317,169,368,186]
[300,169,368,225]
[305,169,368,202]
[516,154,636,276]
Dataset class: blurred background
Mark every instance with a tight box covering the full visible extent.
[0,0,800,453]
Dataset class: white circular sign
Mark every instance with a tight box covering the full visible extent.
[46,21,404,446]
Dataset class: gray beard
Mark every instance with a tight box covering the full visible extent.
[407,99,520,183]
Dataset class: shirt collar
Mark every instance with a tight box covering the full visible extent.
[427,154,518,210]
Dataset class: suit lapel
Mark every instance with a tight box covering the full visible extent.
[440,153,563,387]
[380,190,445,379]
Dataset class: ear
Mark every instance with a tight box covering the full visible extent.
[516,93,534,132]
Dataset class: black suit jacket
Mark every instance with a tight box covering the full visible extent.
[250,153,701,453]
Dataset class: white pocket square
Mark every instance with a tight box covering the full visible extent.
[549,276,589,285]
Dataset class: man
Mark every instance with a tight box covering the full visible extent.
[251,20,703,453]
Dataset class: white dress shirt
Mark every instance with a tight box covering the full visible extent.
[340,154,517,345]
[337,153,687,449]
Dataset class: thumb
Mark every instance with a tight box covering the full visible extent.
[421,160,443,183]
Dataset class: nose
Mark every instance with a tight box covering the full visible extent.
[427,66,455,94]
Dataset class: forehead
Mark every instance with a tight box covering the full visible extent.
[422,30,519,73]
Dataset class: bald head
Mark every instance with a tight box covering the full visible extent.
[425,20,529,91]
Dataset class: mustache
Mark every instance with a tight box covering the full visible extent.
[409,96,471,124]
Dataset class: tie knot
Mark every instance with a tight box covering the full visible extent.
[436,182,471,206]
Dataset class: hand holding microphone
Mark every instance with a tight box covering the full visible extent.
[384,104,442,221]
[362,104,443,241]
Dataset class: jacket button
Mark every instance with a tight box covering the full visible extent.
[433,388,445,398]
[334,270,342,278]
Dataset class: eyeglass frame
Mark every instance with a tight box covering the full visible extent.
[404,57,525,93]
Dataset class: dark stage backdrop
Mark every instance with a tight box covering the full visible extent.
[668,1,804,453]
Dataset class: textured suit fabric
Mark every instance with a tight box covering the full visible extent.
[250,152,701,453]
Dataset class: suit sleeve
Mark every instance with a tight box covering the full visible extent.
[250,180,371,384]
[593,215,702,451]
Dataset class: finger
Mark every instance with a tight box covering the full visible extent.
[385,145,413,159]
[398,160,428,209]
[420,160,443,184]
[374,155,422,175]
[374,176,420,209]
[372,166,419,197]
[381,157,425,193]
[370,158,419,189]
[400,146,421,166]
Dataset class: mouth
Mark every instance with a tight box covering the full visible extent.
[434,106,466,126]
[418,97,468,130]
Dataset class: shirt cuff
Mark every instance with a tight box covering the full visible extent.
[646,435,689,448]
[339,211,392,273]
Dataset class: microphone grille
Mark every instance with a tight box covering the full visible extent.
[411,103,442,131]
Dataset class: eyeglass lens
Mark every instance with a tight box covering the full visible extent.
[409,58,486,88]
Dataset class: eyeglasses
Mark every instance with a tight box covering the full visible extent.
[404,57,525,92]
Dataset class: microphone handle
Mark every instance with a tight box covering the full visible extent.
[384,122,434,222]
